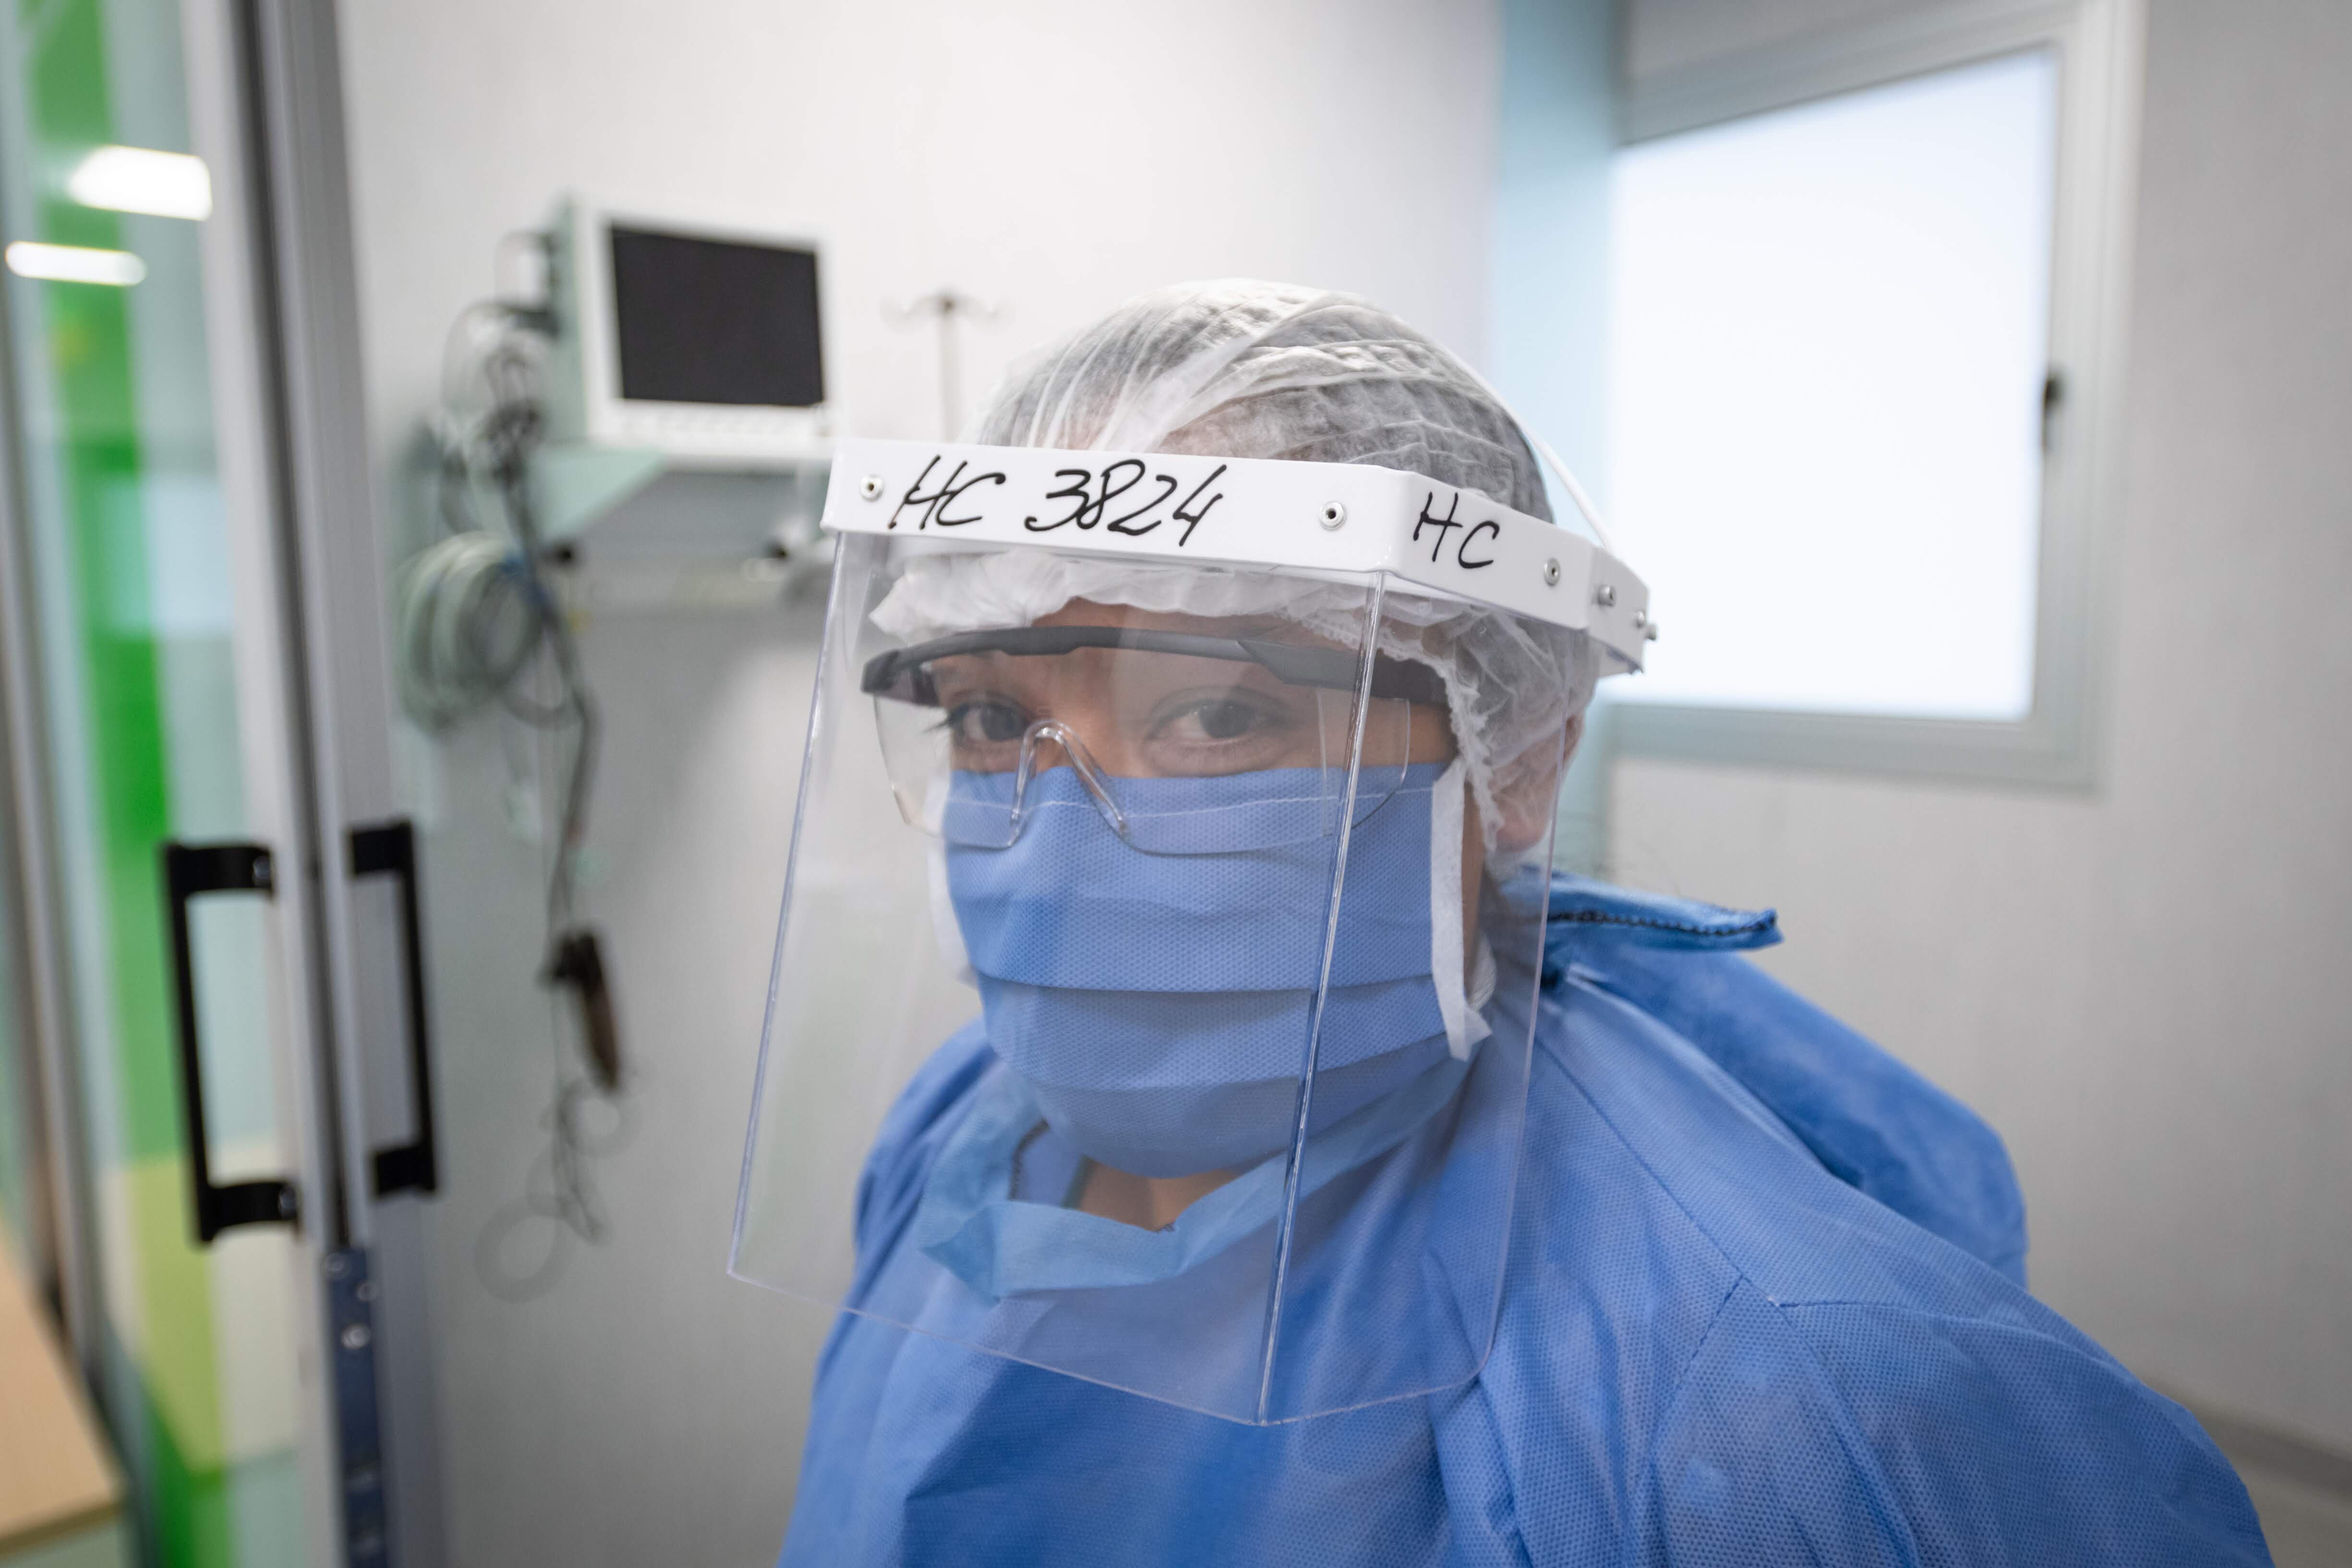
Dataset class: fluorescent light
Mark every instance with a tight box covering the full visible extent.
[66,145,213,221]
[4,241,147,286]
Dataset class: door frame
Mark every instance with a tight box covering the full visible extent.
[181,0,447,1560]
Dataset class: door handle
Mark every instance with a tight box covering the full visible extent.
[350,819,438,1198]
[162,841,299,1243]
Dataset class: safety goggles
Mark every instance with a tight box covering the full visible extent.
[866,622,1448,853]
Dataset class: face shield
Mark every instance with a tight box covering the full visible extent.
[733,440,1649,1424]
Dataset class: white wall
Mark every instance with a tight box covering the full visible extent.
[1612,0,2352,1453]
[331,3,1507,1564]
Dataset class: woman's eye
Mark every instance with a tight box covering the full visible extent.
[1173,699,1266,742]
[945,700,1028,745]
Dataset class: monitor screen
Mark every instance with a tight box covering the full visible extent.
[607,225,824,408]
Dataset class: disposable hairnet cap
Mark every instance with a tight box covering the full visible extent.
[977,280,1553,522]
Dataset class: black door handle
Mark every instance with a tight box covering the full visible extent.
[162,841,299,1243]
[351,820,438,1198]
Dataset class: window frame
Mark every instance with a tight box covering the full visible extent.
[1604,0,2144,787]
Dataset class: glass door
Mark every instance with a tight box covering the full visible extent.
[0,0,341,1561]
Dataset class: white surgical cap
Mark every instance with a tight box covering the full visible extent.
[871,279,1596,851]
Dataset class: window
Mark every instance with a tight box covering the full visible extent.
[1600,0,2142,783]
[1611,50,2054,719]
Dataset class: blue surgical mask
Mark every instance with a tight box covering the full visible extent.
[943,759,1490,1178]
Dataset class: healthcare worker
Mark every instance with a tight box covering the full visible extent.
[739,281,2270,1566]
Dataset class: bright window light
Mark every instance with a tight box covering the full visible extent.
[1607,50,2057,719]
[4,241,147,287]
[66,145,213,221]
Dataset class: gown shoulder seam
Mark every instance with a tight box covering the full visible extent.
[1633,1275,1745,1514]
[1772,1297,2127,1371]
[1532,997,1761,1288]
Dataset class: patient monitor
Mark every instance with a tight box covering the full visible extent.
[544,194,832,468]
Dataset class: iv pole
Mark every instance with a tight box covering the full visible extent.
[886,289,1004,439]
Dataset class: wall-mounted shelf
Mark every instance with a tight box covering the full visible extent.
[524,443,835,609]
[531,444,669,542]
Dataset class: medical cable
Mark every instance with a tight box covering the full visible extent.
[402,267,624,1287]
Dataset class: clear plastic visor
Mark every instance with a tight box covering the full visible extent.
[736,537,1565,1425]
[868,607,1450,853]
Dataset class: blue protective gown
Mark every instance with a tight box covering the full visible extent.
[780,877,2270,1567]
